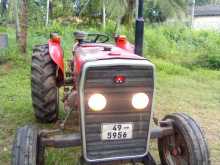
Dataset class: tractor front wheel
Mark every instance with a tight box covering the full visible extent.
[158,113,210,165]
[12,125,41,165]
[31,44,59,123]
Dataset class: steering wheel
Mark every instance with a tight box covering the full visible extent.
[86,33,110,43]
[74,31,110,44]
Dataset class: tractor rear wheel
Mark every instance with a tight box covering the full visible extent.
[12,125,40,165]
[31,44,59,123]
[158,113,210,165]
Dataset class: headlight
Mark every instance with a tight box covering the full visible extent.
[132,93,149,109]
[88,93,107,111]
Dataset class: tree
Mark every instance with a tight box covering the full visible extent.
[146,1,166,23]
[145,0,187,22]
[1,0,9,16]
[62,0,73,16]
[121,0,136,25]
[74,0,80,16]
[157,0,187,19]
[46,0,49,26]
[17,0,28,53]
[102,0,106,28]
[15,0,20,40]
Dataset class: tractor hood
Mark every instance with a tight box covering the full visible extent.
[73,43,147,75]
[74,43,145,61]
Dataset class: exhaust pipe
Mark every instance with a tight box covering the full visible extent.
[134,0,144,56]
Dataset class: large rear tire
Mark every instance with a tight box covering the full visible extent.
[158,113,210,165]
[31,44,59,123]
[12,125,39,165]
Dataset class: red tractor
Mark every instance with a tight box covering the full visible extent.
[12,1,210,165]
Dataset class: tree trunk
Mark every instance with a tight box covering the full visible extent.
[121,0,135,25]
[15,0,20,41]
[75,0,80,16]
[102,0,106,29]
[46,0,49,26]
[49,0,53,18]
[18,0,28,53]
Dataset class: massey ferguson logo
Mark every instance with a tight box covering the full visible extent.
[113,75,126,84]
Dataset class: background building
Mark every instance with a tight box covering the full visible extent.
[193,5,220,30]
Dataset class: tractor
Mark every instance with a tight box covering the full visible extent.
[12,0,210,164]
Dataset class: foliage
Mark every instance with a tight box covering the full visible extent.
[145,0,188,22]
[2,0,191,28]
[28,0,46,26]
[145,1,166,23]
[104,0,127,19]
[144,24,220,70]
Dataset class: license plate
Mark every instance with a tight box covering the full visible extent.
[101,123,133,140]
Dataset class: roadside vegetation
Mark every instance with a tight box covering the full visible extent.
[0,23,220,164]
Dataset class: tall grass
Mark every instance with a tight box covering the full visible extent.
[144,24,220,70]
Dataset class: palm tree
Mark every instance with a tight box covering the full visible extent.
[79,0,187,25]
[106,0,188,24]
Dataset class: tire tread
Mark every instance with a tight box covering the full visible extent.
[12,125,38,165]
[31,44,59,123]
[158,112,210,165]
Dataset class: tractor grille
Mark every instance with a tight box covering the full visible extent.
[82,64,154,161]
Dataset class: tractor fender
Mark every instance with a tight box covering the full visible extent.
[48,39,65,83]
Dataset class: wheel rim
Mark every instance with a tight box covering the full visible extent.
[161,128,189,165]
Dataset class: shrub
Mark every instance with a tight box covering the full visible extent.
[144,24,220,70]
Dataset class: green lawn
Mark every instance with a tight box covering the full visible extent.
[0,26,220,164]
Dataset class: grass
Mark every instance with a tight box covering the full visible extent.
[144,24,220,69]
[0,24,220,164]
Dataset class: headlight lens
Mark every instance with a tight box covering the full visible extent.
[132,93,149,109]
[88,93,107,111]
